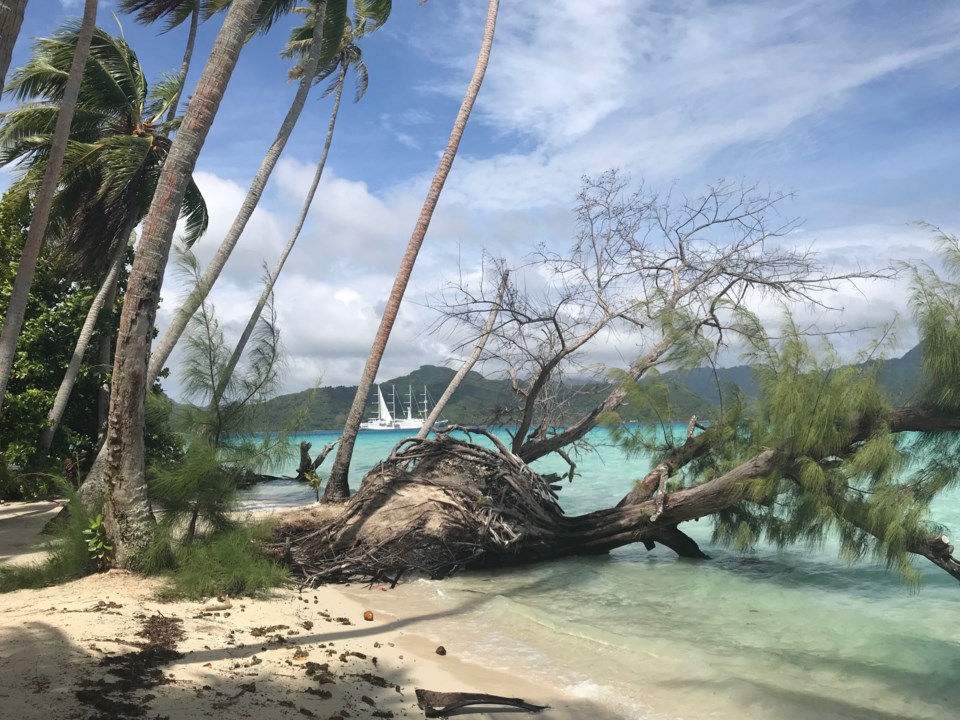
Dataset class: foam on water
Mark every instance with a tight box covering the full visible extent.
[240,427,960,720]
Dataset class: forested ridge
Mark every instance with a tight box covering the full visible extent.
[181,344,924,433]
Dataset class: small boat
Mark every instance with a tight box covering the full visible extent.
[360,384,441,432]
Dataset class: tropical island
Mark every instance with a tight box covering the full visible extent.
[1,2,958,720]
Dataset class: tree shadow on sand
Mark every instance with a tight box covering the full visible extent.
[0,588,626,720]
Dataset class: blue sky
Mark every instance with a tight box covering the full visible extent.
[8,0,960,396]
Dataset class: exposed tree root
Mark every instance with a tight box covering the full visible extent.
[270,427,707,586]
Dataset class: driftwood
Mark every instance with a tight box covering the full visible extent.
[415,689,547,717]
[295,439,340,481]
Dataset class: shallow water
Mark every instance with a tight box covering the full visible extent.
[239,427,960,719]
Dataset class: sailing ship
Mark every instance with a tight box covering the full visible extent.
[359,384,441,432]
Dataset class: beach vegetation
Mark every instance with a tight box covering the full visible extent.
[151,524,288,600]
[0,490,100,592]
[0,193,109,477]
[101,0,393,566]
[0,20,209,465]
[82,512,112,570]
[0,0,97,413]
[148,247,286,544]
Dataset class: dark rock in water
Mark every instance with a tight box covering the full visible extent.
[435,645,446,656]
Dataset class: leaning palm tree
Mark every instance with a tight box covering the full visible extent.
[101,0,263,568]
[146,0,392,387]
[0,0,98,413]
[0,26,211,452]
[0,0,28,99]
[324,0,500,501]
[211,12,369,408]
[78,0,312,518]
[119,1,208,123]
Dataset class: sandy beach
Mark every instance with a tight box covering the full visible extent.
[0,501,625,720]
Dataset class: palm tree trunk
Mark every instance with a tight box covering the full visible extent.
[102,0,263,569]
[0,0,27,100]
[146,0,329,386]
[324,0,500,502]
[165,0,201,125]
[212,60,346,409]
[415,269,508,440]
[39,229,133,453]
[0,0,98,413]
[96,299,114,441]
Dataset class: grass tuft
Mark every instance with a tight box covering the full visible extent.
[0,494,96,593]
[154,524,287,600]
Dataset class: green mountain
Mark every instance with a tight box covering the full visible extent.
[241,364,715,432]
[172,345,925,433]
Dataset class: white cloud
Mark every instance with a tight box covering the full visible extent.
[148,1,960,399]
[425,0,960,211]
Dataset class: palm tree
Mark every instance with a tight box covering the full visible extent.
[324,0,500,501]
[102,0,263,568]
[0,0,97,413]
[0,0,28,99]
[119,1,206,124]
[212,12,368,408]
[145,0,391,386]
[0,25,209,452]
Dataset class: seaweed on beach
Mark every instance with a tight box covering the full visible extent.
[74,614,184,720]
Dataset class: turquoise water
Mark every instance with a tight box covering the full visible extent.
[240,428,960,719]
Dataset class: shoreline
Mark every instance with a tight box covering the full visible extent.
[0,501,629,719]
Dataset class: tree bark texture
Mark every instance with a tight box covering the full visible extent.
[0,0,27,100]
[103,0,262,569]
[325,0,500,502]
[0,0,97,412]
[146,0,328,387]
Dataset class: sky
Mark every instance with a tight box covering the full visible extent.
[7,0,960,399]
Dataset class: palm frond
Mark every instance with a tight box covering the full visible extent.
[145,71,183,122]
[354,0,392,36]
[119,0,202,32]
[181,177,210,246]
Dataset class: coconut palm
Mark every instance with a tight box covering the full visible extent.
[0,26,209,271]
[0,0,97,413]
[0,25,210,452]
[211,12,369,408]
[119,1,209,124]
[146,0,391,386]
[324,0,500,501]
[101,0,262,568]
[0,0,28,99]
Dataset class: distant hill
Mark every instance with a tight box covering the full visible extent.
[170,346,925,433]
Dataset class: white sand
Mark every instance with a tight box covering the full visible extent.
[0,501,626,720]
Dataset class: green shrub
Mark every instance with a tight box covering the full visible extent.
[155,525,287,600]
[0,494,96,592]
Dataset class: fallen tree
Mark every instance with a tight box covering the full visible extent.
[271,404,960,587]
[269,194,960,590]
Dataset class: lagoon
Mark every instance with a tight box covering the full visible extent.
[240,427,960,719]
